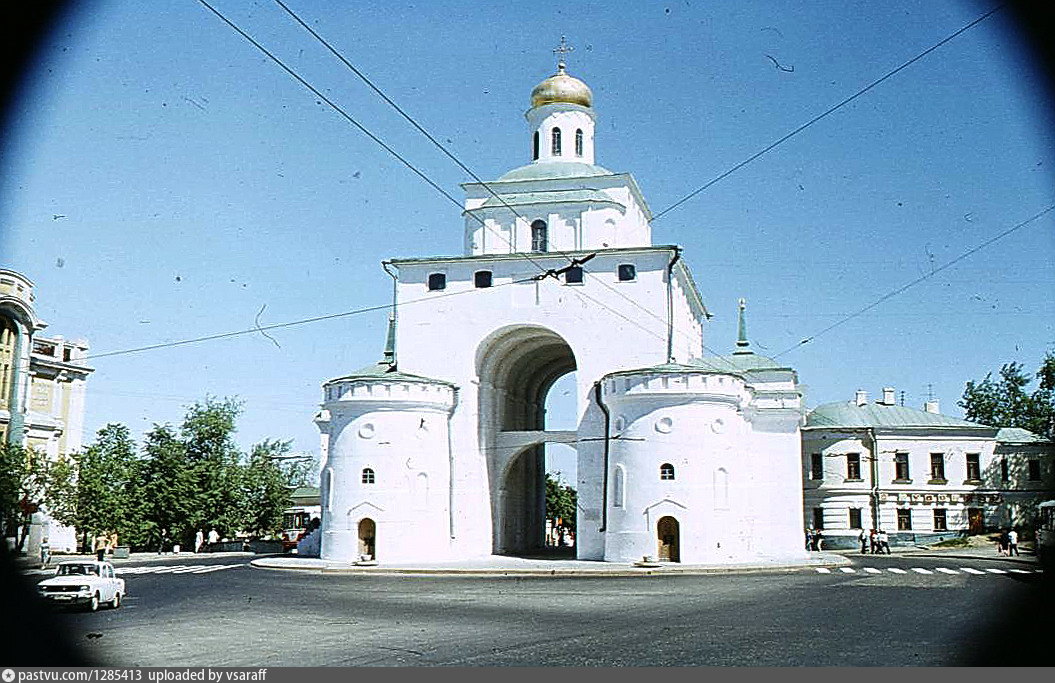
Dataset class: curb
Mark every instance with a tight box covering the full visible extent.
[249,554,851,578]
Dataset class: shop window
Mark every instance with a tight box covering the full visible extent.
[933,508,947,531]
[849,508,863,530]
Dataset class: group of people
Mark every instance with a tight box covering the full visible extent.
[859,529,891,554]
[805,528,823,551]
[997,528,1020,556]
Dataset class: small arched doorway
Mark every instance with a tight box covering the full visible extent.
[358,518,376,559]
[657,516,680,562]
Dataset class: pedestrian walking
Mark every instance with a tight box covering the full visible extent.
[811,530,822,551]
[94,535,107,562]
[878,529,891,554]
[998,530,1009,556]
[40,537,51,569]
[805,528,813,551]
[869,529,878,554]
[1008,528,1019,556]
[859,529,869,554]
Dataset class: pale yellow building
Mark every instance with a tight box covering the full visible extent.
[1,269,92,553]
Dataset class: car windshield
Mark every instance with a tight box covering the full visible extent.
[57,564,99,576]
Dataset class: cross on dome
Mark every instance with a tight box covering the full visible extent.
[553,35,574,73]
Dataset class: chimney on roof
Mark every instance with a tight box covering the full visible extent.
[924,400,940,414]
[882,387,896,405]
[855,390,867,407]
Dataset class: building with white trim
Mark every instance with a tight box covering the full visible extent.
[315,60,808,565]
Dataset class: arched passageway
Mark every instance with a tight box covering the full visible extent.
[358,518,376,559]
[477,325,577,555]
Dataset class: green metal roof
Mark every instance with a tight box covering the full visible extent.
[703,352,791,373]
[806,401,988,430]
[476,188,622,210]
[996,427,1050,444]
[496,161,615,182]
[604,362,745,380]
[325,361,454,386]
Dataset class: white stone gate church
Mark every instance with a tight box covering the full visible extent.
[315,56,808,565]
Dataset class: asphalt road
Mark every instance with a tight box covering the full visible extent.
[8,553,1054,666]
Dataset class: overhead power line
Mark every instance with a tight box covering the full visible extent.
[772,202,1055,358]
[650,4,1005,221]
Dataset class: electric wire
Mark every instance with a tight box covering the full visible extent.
[772,203,1055,358]
[268,0,738,370]
[649,4,1004,222]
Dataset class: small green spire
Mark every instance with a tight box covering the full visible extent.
[383,314,396,367]
[735,297,751,353]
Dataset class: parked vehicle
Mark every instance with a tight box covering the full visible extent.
[37,561,125,611]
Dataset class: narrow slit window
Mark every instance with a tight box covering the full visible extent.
[551,127,562,156]
[575,129,583,156]
[532,131,539,160]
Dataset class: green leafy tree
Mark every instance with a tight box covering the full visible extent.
[180,397,244,545]
[0,442,50,552]
[960,352,1055,439]
[138,423,196,551]
[42,454,78,532]
[68,424,141,549]
[240,439,295,538]
[546,472,577,537]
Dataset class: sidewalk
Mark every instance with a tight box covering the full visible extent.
[829,543,1039,566]
[15,550,254,571]
[251,551,851,577]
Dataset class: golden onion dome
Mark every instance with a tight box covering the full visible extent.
[530,64,593,108]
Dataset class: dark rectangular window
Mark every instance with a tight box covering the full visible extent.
[894,452,910,481]
[810,453,823,480]
[966,453,981,481]
[849,508,863,530]
[897,508,912,531]
[933,508,947,531]
[474,270,492,288]
[617,264,636,281]
[1000,458,1009,483]
[846,453,861,480]
[1028,459,1041,481]
[812,508,824,530]
[564,266,583,284]
[930,453,946,482]
[427,273,446,291]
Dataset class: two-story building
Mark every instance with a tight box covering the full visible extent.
[802,387,1054,548]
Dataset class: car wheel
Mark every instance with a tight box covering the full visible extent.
[89,593,100,612]
[111,592,121,609]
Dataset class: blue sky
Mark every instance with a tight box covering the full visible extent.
[2,0,1052,477]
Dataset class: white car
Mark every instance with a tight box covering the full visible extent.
[37,561,126,611]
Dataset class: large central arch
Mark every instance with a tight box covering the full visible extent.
[476,325,577,555]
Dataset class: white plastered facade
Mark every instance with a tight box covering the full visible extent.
[317,66,808,565]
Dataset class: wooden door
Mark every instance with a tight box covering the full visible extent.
[968,508,984,535]
[657,516,680,562]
